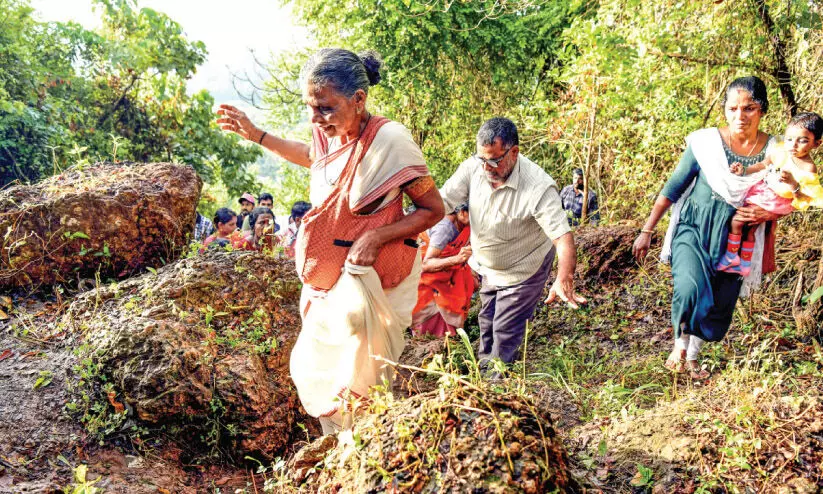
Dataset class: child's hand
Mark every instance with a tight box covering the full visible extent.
[779,170,799,190]
[730,162,744,176]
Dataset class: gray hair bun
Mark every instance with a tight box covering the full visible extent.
[359,50,383,86]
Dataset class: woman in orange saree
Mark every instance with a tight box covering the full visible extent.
[413,203,477,337]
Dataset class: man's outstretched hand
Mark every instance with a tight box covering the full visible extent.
[545,275,587,309]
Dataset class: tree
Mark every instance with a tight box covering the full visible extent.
[264,0,588,184]
[259,0,822,223]
[0,0,261,197]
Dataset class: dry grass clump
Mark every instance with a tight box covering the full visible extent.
[289,379,576,493]
[571,340,823,492]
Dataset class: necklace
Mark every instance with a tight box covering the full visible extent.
[322,114,371,186]
[724,129,760,157]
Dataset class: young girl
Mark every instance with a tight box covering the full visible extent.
[717,112,823,275]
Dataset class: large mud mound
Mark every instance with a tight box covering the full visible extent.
[574,225,655,285]
[0,162,201,289]
[291,384,576,493]
[63,250,303,458]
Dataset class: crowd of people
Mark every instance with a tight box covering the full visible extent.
[208,47,822,434]
[193,192,312,256]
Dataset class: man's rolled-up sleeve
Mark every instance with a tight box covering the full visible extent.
[535,185,571,240]
[439,159,471,213]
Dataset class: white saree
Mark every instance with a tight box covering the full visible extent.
[290,120,428,432]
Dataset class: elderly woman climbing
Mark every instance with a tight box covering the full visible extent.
[217,49,444,433]
[633,76,784,380]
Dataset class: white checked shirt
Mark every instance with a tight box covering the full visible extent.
[440,154,570,286]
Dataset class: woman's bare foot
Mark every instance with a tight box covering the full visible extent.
[686,360,710,380]
[665,348,686,373]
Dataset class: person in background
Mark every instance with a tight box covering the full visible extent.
[201,208,253,251]
[560,168,600,226]
[439,117,586,372]
[193,211,214,242]
[258,193,274,208]
[412,202,476,337]
[242,192,275,231]
[282,201,312,258]
[237,193,256,231]
[245,206,279,251]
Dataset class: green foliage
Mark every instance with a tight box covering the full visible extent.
[65,344,129,444]
[60,463,102,494]
[804,285,823,304]
[247,153,311,215]
[0,0,260,196]
[33,370,53,389]
[267,0,823,223]
[545,0,823,221]
[630,463,654,488]
[271,0,586,184]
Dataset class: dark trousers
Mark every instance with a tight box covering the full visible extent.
[478,250,555,364]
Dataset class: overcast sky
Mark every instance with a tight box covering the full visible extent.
[30,0,311,104]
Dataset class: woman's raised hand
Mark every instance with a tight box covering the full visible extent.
[216,104,259,142]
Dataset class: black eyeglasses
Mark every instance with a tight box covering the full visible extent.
[473,146,512,168]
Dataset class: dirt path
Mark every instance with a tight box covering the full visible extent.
[0,300,81,491]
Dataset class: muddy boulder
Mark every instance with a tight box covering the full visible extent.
[291,384,576,493]
[0,162,201,290]
[64,250,303,458]
[574,225,656,285]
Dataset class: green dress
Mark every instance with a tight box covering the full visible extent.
[661,132,771,342]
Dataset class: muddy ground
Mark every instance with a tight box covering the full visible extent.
[2,225,822,492]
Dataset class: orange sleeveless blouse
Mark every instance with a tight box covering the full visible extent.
[295,116,421,291]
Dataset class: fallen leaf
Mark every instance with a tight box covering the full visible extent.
[107,390,126,413]
[0,349,12,362]
[629,311,647,320]
[0,309,8,320]
[630,470,647,487]
[33,370,53,389]
[214,476,231,486]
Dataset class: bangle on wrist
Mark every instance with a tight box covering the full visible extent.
[641,229,654,234]
[792,184,801,194]
[257,131,267,145]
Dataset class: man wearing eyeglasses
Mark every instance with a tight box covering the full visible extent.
[439,117,586,369]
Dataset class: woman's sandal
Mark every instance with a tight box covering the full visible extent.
[686,360,710,380]
[664,349,687,373]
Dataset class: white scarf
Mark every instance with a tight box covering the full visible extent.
[661,128,770,296]
[310,121,429,213]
